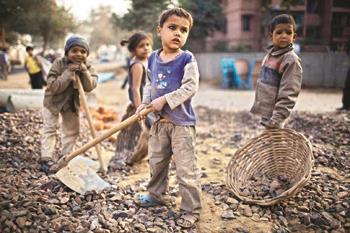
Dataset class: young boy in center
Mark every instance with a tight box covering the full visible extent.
[135,7,201,229]
[41,36,98,168]
[251,14,303,129]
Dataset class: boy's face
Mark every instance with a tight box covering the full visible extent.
[157,15,190,52]
[269,23,296,48]
[67,45,88,63]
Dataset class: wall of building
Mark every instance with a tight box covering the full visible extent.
[205,0,261,51]
[195,52,349,88]
[205,0,349,53]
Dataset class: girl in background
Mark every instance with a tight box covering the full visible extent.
[113,31,153,166]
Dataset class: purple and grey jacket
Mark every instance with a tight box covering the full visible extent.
[143,49,200,126]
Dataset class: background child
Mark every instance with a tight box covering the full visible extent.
[251,14,303,129]
[41,36,98,169]
[24,45,46,89]
[113,31,153,165]
[0,46,10,81]
[337,63,350,111]
[136,8,201,229]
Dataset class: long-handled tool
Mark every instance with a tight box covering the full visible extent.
[55,106,153,194]
[57,107,153,170]
[76,75,107,173]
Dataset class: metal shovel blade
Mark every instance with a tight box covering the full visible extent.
[55,155,110,194]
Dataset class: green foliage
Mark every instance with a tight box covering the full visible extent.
[0,0,35,29]
[116,0,171,32]
[22,0,75,49]
[0,0,74,49]
[179,0,226,38]
[0,0,37,45]
[112,0,173,49]
[110,0,225,51]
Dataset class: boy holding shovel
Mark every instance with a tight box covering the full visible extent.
[135,8,201,228]
[41,36,98,170]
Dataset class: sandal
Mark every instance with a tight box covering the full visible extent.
[135,194,163,207]
[176,213,199,229]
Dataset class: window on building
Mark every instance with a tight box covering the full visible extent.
[290,12,304,37]
[297,0,305,4]
[242,15,251,31]
[332,13,350,37]
[307,0,320,13]
[333,0,350,8]
[261,0,271,7]
[306,26,322,40]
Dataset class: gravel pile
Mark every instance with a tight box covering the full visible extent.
[0,108,349,232]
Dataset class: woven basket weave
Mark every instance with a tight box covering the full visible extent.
[226,129,314,206]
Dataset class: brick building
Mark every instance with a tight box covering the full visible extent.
[205,0,350,52]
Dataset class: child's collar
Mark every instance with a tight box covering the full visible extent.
[63,56,90,67]
[64,56,87,64]
[156,48,185,63]
[266,44,294,56]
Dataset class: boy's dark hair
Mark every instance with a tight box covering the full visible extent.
[159,7,193,29]
[269,14,296,33]
[120,32,153,53]
[26,45,34,52]
[0,47,8,52]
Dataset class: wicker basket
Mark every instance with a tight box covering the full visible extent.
[226,129,314,206]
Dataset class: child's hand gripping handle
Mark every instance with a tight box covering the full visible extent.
[56,107,153,170]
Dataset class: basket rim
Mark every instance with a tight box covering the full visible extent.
[225,128,314,206]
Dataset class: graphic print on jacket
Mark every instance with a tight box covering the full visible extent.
[260,56,282,87]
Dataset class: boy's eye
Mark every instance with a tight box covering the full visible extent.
[71,48,86,54]
[169,25,176,30]
[180,27,188,33]
[275,30,293,35]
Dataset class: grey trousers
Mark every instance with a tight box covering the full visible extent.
[147,121,202,214]
[41,107,79,160]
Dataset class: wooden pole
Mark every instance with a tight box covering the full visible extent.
[76,75,106,173]
[57,106,153,170]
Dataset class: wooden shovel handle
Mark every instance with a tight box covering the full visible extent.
[57,107,153,169]
[76,76,106,173]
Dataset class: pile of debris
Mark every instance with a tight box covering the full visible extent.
[196,107,349,232]
[0,109,185,232]
[0,108,349,232]
[240,174,291,200]
[91,106,119,131]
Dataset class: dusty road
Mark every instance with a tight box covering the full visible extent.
[1,67,343,113]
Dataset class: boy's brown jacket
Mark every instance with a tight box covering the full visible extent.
[43,57,98,115]
[250,44,302,127]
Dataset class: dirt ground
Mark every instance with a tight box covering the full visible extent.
[0,68,347,233]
